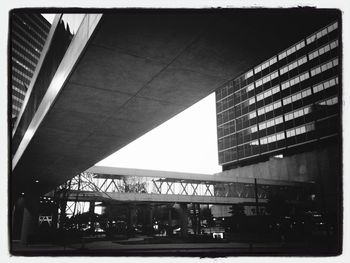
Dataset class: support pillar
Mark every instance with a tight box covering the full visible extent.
[11,196,25,241]
[20,196,40,243]
[167,204,173,236]
[146,204,154,234]
[127,205,137,231]
[179,203,188,238]
[89,201,95,230]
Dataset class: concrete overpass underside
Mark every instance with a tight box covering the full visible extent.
[12,10,338,196]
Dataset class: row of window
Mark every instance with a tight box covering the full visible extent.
[281,71,309,90]
[12,27,43,55]
[257,101,282,116]
[13,18,47,45]
[256,85,280,102]
[12,32,41,59]
[13,58,34,75]
[280,55,307,76]
[218,21,338,103]
[12,86,27,96]
[317,96,338,106]
[218,73,338,129]
[255,70,279,88]
[309,39,338,61]
[12,38,40,62]
[13,75,30,87]
[12,47,37,68]
[218,89,337,140]
[14,14,50,41]
[12,67,32,82]
[310,57,338,77]
[259,131,285,145]
[284,105,312,122]
[12,95,24,104]
[313,76,339,94]
[278,40,306,61]
[254,56,278,74]
[12,104,21,111]
[286,123,315,138]
[283,87,312,105]
[223,48,337,104]
[258,116,283,130]
[219,57,338,116]
[306,21,338,45]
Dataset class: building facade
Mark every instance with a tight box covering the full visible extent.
[216,20,340,170]
[10,13,51,121]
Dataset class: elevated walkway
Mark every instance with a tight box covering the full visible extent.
[12,11,337,196]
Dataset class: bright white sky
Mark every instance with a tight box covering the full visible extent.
[42,14,221,175]
[96,93,222,174]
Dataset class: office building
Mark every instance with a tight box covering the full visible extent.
[10,13,51,120]
[216,20,340,170]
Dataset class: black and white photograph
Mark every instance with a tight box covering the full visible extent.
[4,1,347,259]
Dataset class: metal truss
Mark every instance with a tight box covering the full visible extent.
[50,172,307,211]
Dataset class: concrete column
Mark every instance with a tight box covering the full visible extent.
[127,205,137,230]
[167,204,172,236]
[89,201,95,230]
[194,203,201,235]
[11,196,25,241]
[20,196,40,243]
[89,201,95,214]
[146,204,154,234]
[179,203,188,238]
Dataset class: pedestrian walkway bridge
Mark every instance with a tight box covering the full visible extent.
[47,166,312,205]
[11,11,335,197]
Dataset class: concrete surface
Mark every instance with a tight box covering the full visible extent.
[12,10,339,196]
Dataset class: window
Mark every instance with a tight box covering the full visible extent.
[312,76,338,93]
[250,140,259,145]
[249,97,256,105]
[254,56,278,74]
[280,56,307,75]
[255,71,278,88]
[246,84,255,92]
[284,106,312,122]
[281,72,310,90]
[249,111,257,119]
[306,21,337,45]
[245,70,254,79]
[258,116,283,131]
[318,96,338,106]
[259,122,266,130]
[310,58,338,77]
[256,85,280,102]
[251,125,258,133]
[283,97,292,105]
[286,122,315,138]
[278,40,305,60]
[260,132,285,145]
